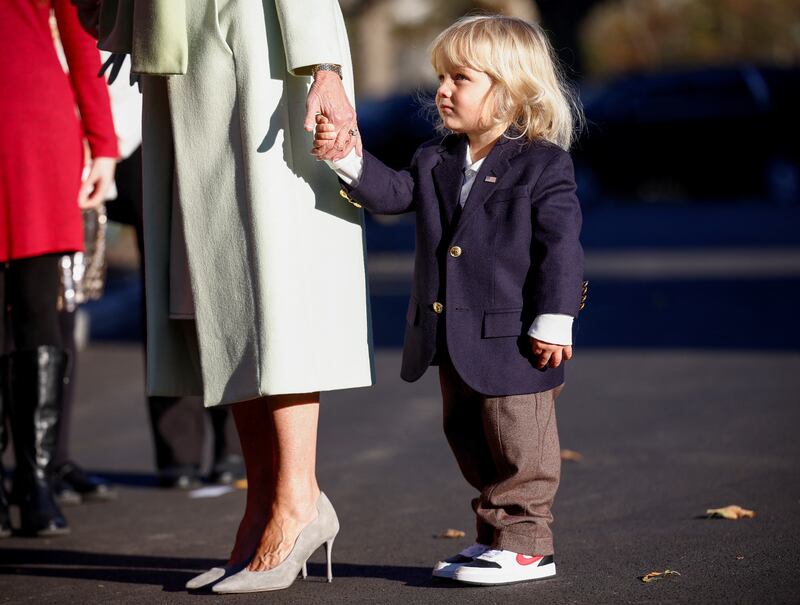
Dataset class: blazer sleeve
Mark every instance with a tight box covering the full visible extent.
[275,0,347,76]
[344,149,418,215]
[56,0,119,159]
[528,149,584,316]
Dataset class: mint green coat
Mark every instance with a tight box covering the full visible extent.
[98,0,374,406]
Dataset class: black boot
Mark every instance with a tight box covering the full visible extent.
[0,355,12,538]
[8,347,69,536]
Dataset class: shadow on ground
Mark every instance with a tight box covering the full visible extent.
[0,549,436,592]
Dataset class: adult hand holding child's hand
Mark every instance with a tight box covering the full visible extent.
[304,71,361,161]
[530,338,573,369]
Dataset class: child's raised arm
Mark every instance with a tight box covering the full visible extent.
[312,115,417,215]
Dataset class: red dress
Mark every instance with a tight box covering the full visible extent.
[0,0,118,263]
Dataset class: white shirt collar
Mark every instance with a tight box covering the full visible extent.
[464,145,486,175]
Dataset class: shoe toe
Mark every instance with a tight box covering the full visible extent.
[212,570,252,594]
[186,567,226,590]
[432,563,459,579]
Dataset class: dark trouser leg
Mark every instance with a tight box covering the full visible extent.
[0,264,9,536]
[148,395,204,484]
[0,353,9,537]
[439,356,497,546]
[52,308,116,501]
[208,405,244,483]
[477,387,562,556]
[53,309,76,468]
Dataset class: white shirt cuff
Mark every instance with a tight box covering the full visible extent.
[527,314,574,346]
[325,148,363,187]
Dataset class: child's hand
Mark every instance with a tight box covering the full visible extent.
[312,114,348,159]
[530,338,573,369]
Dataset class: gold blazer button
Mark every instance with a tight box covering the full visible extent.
[432,302,444,314]
[449,245,462,258]
[338,189,362,208]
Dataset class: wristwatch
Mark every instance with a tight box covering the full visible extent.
[311,63,342,79]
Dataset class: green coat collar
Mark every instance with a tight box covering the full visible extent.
[98,0,188,76]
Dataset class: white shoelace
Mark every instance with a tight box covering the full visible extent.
[476,549,505,561]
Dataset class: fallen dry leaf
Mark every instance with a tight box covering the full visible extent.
[706,505,755,520]
[640,570,681,583]
[435,528,466,539]
[560,449,583,462]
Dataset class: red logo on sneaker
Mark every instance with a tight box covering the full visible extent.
[516,554,544,566]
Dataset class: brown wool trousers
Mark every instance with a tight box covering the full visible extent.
[439,356,563,556]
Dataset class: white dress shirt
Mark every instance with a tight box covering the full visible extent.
[328,146,574,345]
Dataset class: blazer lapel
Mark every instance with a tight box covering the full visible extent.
[453,136,521,236]
[432,136,467,227]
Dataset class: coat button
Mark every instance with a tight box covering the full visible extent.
[339,189,362,208]
[449,245,462,257]
[432,302,444,314]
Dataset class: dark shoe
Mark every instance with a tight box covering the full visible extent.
[157,466,200,489]
[53,475,83,507]
[8,347,70,536]
[209,454,245,485]
[55,461,116,502]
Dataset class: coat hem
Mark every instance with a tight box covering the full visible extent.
[147,376,376,408]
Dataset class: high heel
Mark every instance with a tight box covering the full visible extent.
[212,492,339,593]
[324,537,334,582]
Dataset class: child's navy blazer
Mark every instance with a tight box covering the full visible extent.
[341,133,585,396]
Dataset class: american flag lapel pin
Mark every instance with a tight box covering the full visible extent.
[485,176,497,183]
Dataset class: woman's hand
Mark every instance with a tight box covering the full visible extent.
[530,338,573,369]
[78,157,116,209]
[304,71,360,161]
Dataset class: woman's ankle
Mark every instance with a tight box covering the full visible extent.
[271,485,321,523]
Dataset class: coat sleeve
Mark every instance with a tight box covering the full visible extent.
[528,149,584,316]
[69,0,100,38]
[56,0,119,159]
[345,150,418,215]
[274,0,347,75]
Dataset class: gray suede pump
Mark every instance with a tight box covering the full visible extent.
[185,564,243,591]
[212,492,339,594]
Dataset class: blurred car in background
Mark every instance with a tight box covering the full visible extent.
[573,65,800,205]
[357,65,800,207]
[357,91,439,171]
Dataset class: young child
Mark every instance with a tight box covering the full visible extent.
[314,15,586,586]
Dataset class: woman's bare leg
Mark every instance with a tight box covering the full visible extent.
[227,397,275,567]
[247,392,321,571]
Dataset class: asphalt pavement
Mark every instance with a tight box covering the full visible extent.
[2,344,799,604]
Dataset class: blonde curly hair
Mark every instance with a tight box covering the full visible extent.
[430,15,583,150]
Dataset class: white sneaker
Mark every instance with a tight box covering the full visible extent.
[432,543,490,579]
[453,549,556,585]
